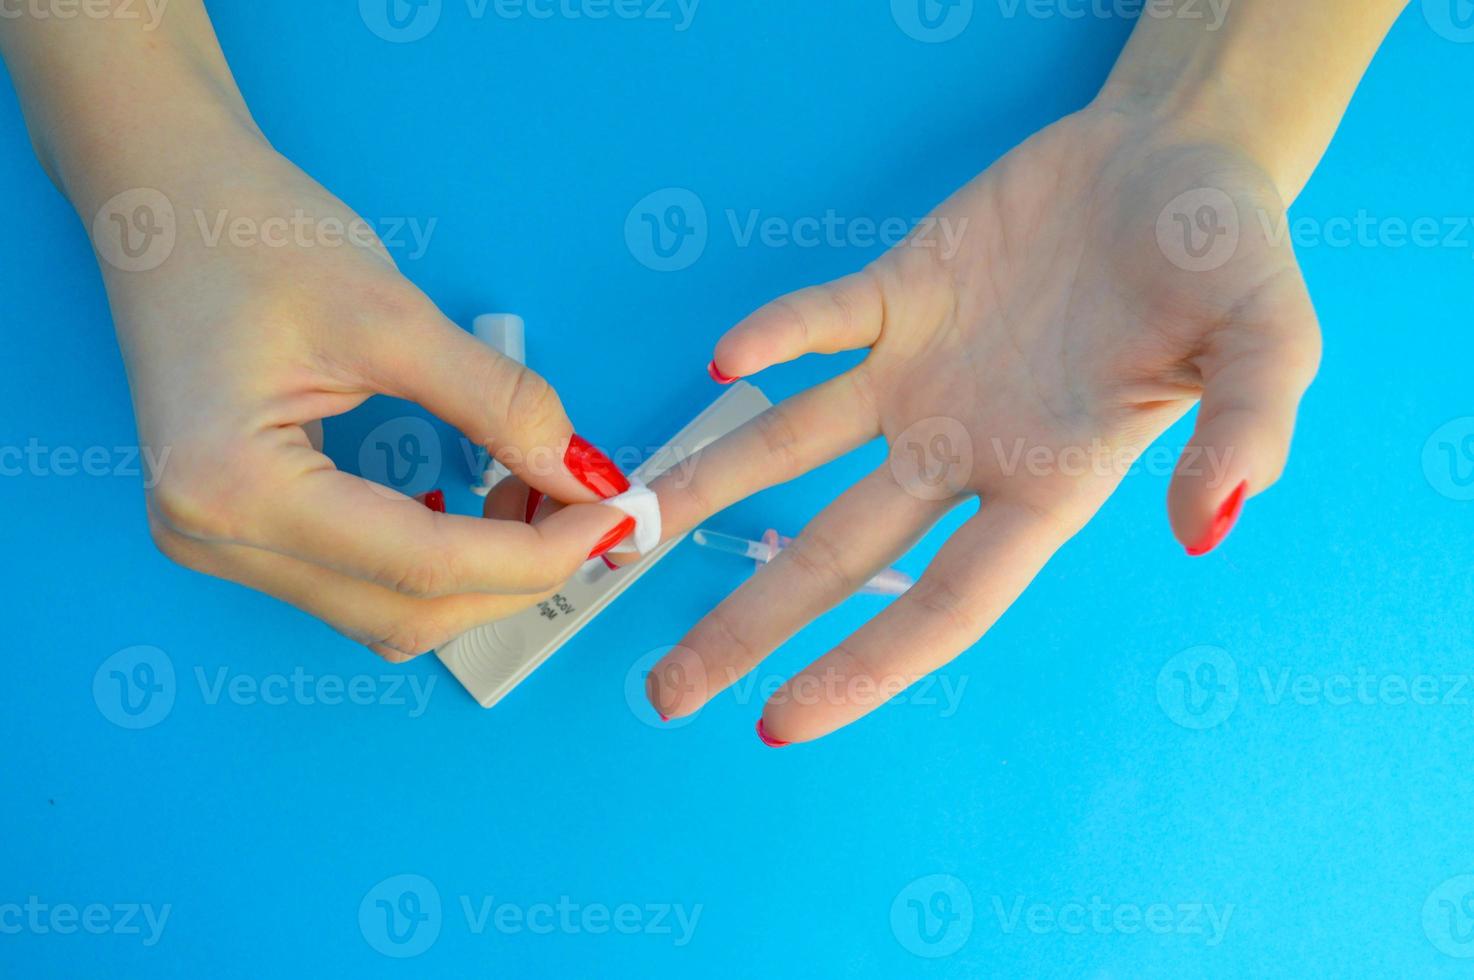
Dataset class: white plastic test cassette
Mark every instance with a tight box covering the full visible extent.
[437,381,772,708]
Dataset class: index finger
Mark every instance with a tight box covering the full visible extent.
[178,451,633,597]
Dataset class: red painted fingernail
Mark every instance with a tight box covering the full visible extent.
[601,555,618,570]
[755,718,789,748]
[588,515,637,560]
[416,489,446,513]
[708,360,737,385]
[1186,480,1248,557]
[523,489,544,524]
[566,434,630,499]
[658,712,670,723]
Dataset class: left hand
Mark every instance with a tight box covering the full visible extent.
[638,103,1322,744]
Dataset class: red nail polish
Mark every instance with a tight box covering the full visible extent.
[658,712,670,723]
[566,434,630,499]
[588,515,636,560]
[523,489,544,524]
[1186,480,1248,557]
[708,360,737,385]
[416,489,446,513]
[601,555,618,570]
[755,718,789,748]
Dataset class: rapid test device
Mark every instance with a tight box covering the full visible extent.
[436,314,772,708]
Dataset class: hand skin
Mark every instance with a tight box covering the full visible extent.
[0,3,632,660]
[642,0,1410,743]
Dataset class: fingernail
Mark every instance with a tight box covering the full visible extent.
[708,360,737,385]
[755,718,789,748]
[588,515,637,560]
[566,434,630,499]
[416,489,446,513]
[601,555,618,571]
[523,489,544,524]
[645,671,669,721]
[1186,480,1248,557]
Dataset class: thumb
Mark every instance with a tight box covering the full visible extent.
[360,310,629,504]
[1167,274,1322,556]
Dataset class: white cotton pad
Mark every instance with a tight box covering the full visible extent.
[602,479,662,555]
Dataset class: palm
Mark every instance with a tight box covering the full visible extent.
[864,109,1314,524]
[649,107,1321,743]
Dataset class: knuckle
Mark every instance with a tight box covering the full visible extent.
[753,407,802,478]
[523,545,579,594]
[1288,323,1324,388]
[770,297,811,349]
[371,616,452,660]
[825,283,856,336]
[384,547,461,598]
[148,446,262,542]
[782,531,854,595]
[909,578,981,642]
[498,365,564,439]
[701,603,762,668]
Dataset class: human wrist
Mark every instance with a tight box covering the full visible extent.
[1091,58,1299,207]
[2,13,266,214]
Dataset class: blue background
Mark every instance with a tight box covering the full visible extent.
[2,1,1472,976]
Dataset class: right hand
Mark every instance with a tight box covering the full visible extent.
[92,121,632,661]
